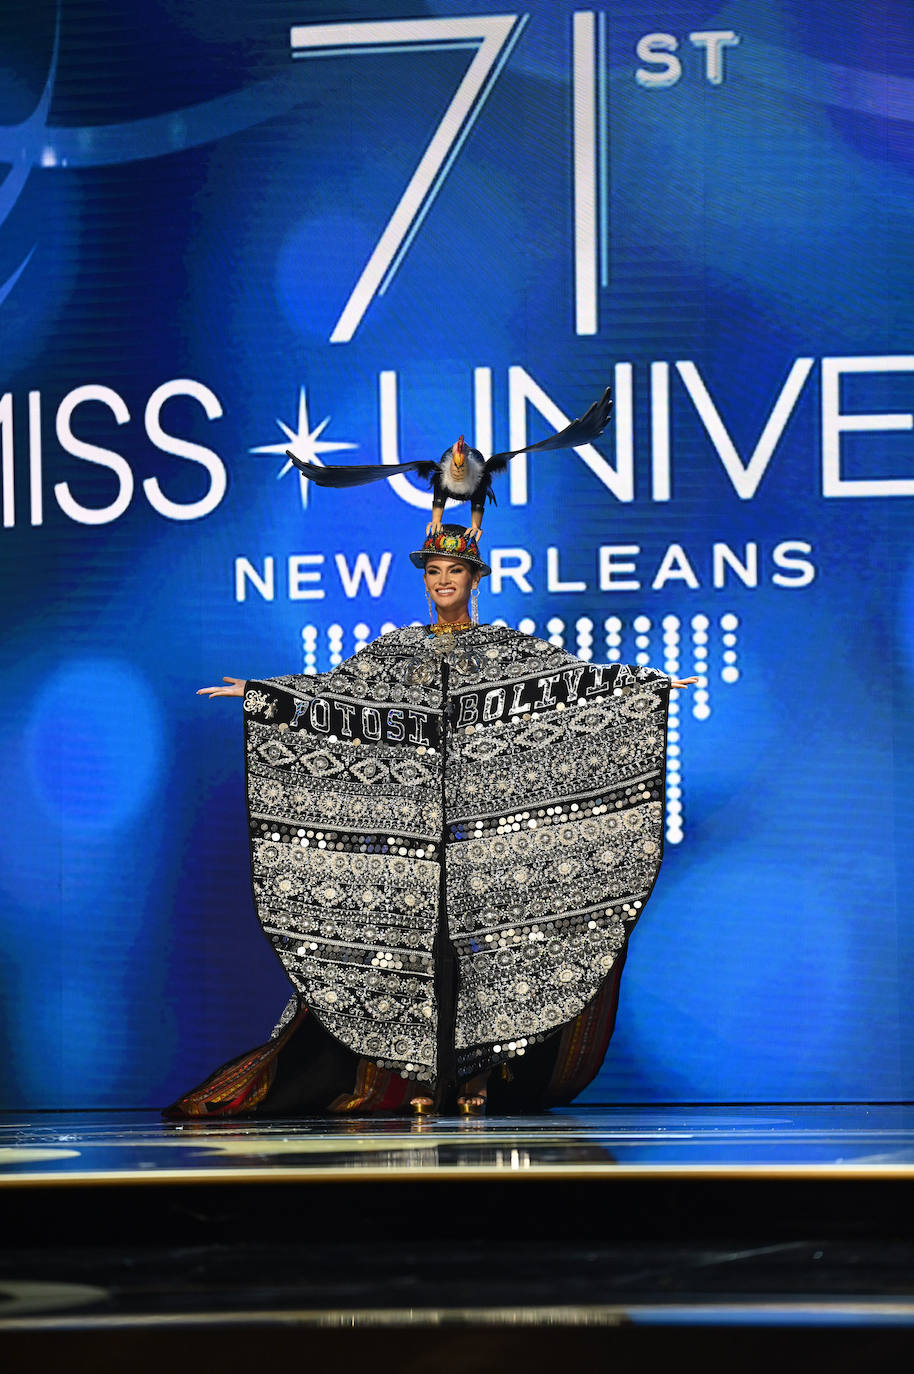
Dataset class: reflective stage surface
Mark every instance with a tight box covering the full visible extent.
[3,1105,914,1348]
[1,1104,913,1184]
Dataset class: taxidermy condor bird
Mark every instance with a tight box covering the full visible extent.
[286,385,613,539]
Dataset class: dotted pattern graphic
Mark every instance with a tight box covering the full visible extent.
[299,613,742,844]
[661,615,683,845]
[691,614,711,722]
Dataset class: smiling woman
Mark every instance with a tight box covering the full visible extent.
[166,525,692,1121]
[424,554,478,622]
[416,526,486,633]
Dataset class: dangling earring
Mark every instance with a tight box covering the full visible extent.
[471,584,479,626]
[425,586,435,623]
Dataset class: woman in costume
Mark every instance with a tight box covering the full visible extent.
[166,524,695,1119]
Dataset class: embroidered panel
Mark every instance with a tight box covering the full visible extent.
[243,658,443,1082]
[446,658,668,1079]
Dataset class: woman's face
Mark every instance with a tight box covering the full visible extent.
[424,556,478,614]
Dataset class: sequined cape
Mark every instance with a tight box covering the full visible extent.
[166,625,669,1117]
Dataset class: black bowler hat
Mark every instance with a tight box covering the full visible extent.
[409,524,491,577]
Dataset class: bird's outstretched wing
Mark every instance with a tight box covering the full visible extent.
[485,386,613,473]
[287,452,438,487]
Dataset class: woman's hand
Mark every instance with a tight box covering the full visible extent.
[670,677,699,689]
[197,677,245,698]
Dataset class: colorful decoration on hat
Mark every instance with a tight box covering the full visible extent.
[422,528,476,558]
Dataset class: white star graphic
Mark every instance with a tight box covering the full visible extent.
[250,387,358,508]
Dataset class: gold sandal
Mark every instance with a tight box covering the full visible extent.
[457,1092,487,1117]
[457,1070,489,1116]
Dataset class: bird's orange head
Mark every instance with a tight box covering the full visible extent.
[452,435,467,470]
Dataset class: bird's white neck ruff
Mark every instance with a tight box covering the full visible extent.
[444,457,483,496]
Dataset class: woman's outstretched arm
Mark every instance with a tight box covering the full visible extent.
[196,676,245,698]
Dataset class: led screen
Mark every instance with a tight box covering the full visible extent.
[1,0,912,1106]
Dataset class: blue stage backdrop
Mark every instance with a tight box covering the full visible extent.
[1,0,912,1108]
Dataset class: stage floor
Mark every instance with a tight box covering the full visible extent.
[1,1103,913,1185]
[3,1106,914,1344]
